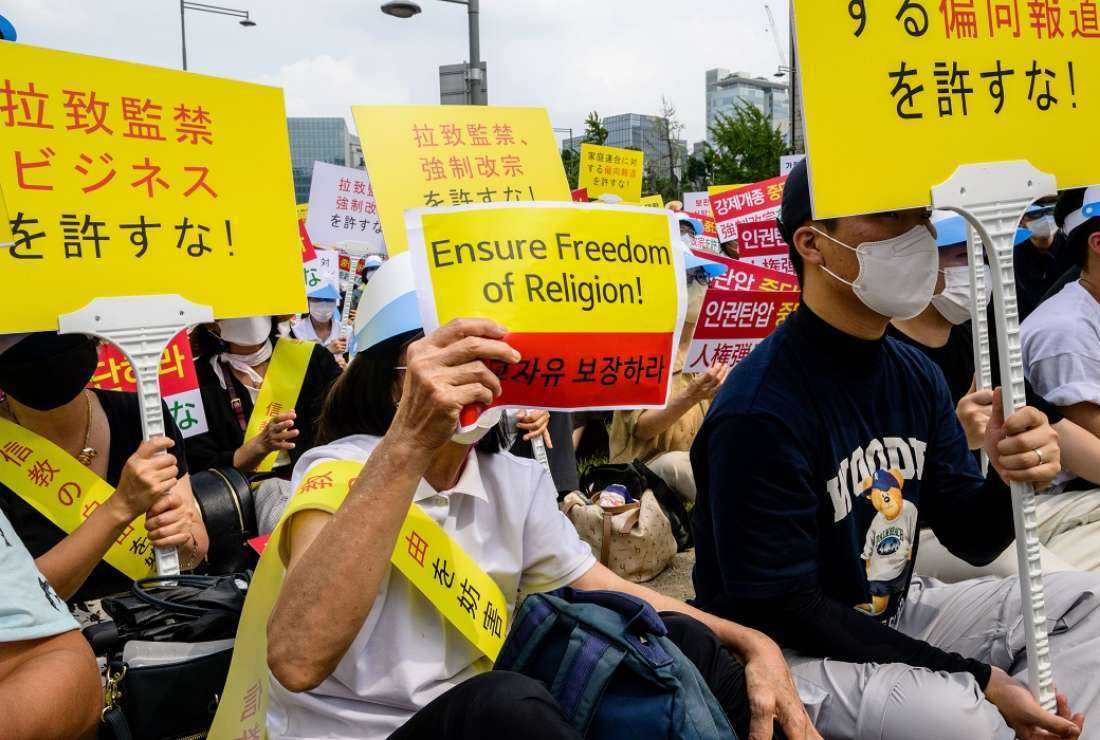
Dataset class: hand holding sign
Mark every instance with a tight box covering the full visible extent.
[405,202,687,413]
[391,319,519,453]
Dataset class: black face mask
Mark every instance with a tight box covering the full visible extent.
[0,333,99,411]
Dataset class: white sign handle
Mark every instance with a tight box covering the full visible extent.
[59,295,214,577]
[933,161,1057,711]
[966,226,994,476]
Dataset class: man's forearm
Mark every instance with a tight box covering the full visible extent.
[268,433,433,690]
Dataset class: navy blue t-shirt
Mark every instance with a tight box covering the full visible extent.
[692,305,1015,627]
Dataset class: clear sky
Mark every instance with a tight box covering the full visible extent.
[3,0,789,145]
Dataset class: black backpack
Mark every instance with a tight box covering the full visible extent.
[579,461,694,552]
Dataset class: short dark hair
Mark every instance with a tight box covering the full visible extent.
[1055,188,1100,270]
[316,328,501,454]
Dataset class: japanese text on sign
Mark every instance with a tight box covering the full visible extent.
[578,143,645,204]
[405,202,686,411]
[304,161,384,253]
[354,106,570,256]
[0,43,304,332]
[793,0,1100,218]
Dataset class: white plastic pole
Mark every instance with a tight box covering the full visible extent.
[932,161,1057,710]
[966,226,993,476]
[59,295,214,577]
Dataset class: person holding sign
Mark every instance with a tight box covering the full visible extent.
[186,317,341,476]
[690,161,1097,740]
[0,333,208,608]
[261,258,816,740]
[887,213,1100,579]
[291,298,348,357]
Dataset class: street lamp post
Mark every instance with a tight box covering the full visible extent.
[774,64,795,149]
[179,1,256,71]
[381,0,486,105]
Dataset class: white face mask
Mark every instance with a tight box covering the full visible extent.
[451,407,503,445]
[811,224,939,320]
[217,317,271,346]
[1028,215,1057,241]
[932,264,992,325]
[308,300,337,323]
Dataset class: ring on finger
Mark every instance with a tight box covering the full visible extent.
[1034,447,1045,466]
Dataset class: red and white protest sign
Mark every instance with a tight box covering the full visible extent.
[685,290,800,373]
[736,218,795,275]
[709,176,786,244]
[704,253,801,293]
[685,211,721,253]
[683,191,711,217]
[299,217,318,264]
[88,331,208,438]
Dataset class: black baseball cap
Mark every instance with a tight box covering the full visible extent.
[777,158,812,246]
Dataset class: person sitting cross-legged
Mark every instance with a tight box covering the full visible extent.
[690,160,1099,740]
[263,254,817,740]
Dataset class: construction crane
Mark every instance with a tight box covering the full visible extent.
[764,2,789,68]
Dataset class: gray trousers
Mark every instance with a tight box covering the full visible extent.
[789,573,1100,739]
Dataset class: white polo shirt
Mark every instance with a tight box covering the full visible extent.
[290,314,341,350]
[266,435,596,739]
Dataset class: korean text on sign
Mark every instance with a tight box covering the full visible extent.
[706,254,802,293]
[685,290,801,373]
[405,202,687,411]
[0,43,304,333]
[736,218,795,275]
[793,0,1100,218]
[709,177,786,244]
[304,161,384,253]
[87,331,208,438]
[354,106,571,256]
[578,143,645,204]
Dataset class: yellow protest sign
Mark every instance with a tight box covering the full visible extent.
[578,143,644,203]
[405,202,686,411]
[353,106,570,257]
[295,203,308,221]
[0,43,304,333]
[639,194,664,208]
[793,1,1100,218]
[708,184,746,198]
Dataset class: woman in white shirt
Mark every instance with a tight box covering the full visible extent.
[264,309,816,740]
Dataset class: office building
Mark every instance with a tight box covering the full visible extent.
[705,68,790,143]
[561,113,688,180]
[287,117,362,203]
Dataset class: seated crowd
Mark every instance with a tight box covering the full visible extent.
[4,161,1100,739]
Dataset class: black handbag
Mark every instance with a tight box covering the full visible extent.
[191,466,259,575]
[97,574,249,740]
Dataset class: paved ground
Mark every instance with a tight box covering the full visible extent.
[644,548,696,602]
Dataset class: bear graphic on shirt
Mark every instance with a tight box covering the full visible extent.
[856,468,919,617]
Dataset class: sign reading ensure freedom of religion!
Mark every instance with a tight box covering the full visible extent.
[0,43,305,332]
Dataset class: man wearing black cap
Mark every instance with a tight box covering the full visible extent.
[690,160,1099,739]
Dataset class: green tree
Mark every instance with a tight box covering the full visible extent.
[583,111,608,145]
[560,111,609,190]
[707,101,789,185]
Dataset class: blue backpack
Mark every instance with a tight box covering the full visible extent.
[494,588,738,740]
